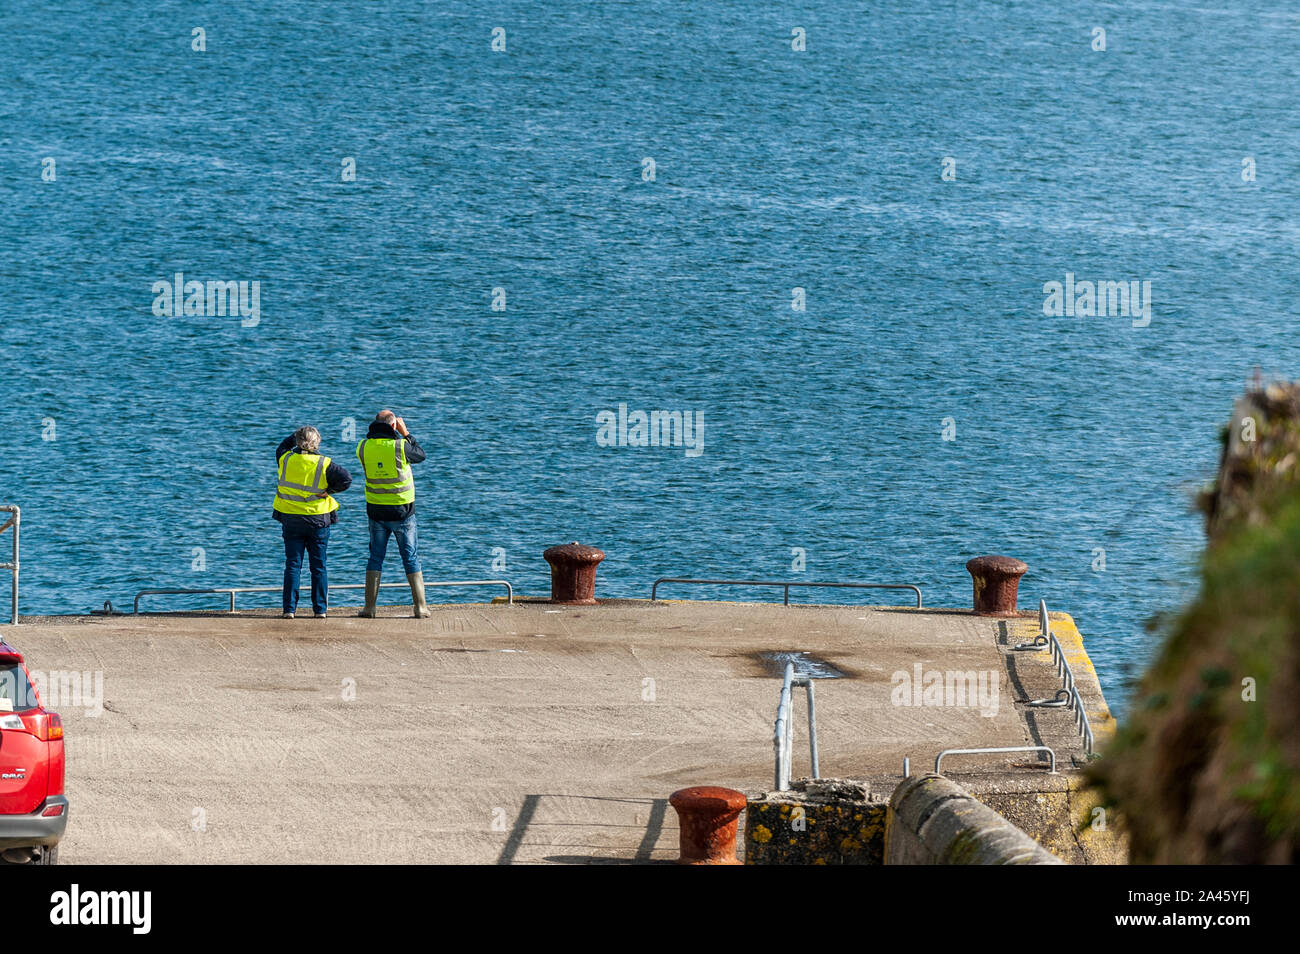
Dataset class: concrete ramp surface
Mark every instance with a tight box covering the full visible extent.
[11,600,1103,863]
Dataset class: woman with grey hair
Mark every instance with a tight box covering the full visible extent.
[272,425,353,618]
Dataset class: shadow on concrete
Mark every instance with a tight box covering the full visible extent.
[496,795,672,866]
[496,794,541,866]
[1000,620,1049,756]
[634,797,669,860]
[542,854,676,865]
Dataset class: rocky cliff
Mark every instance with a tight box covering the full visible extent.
[1089,382,1300,863]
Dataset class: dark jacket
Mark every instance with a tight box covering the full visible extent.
[273,435,353,530]
[356,420,426,522]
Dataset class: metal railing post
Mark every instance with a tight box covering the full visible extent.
[0,505,18,626]
[651,578,923,607]
[9,507,16,626]
[784,681,795,789]
[805,679,819,779]
[935,745,1057,775]
[773,662,793,790]
[134,579,515,614]
[772,662,825,791]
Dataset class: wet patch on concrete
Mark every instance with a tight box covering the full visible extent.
[756,651,848,679]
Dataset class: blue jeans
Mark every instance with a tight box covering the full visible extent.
[367,515,421,575]
[282,524,330,614]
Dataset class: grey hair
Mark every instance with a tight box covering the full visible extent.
[294,426,321,454]
[376,409,396,425]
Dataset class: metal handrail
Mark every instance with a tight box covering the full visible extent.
[935,745,1057,775]
[1017,599,1095,755]
[1013,599,1051,650]
[773,662,821,790]
[652,577,922,607]
[133,579,513,614]
[1025,688,1071,708]
[0,505,18,625]
[1048,629,1095,756]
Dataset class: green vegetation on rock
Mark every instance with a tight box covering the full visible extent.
[1089,383,1300,863]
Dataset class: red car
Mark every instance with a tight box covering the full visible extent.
[0,640,67,865]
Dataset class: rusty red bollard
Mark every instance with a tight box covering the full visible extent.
[668,786,747,865]
[966,555,1029,616]
[543,542,605,605]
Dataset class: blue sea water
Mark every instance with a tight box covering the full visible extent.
[2,1,1299,715]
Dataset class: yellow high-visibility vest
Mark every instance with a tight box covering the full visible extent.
[272,451,339,516]
[356,438,415,505]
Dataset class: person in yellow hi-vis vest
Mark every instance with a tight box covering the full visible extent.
[355,409,430,618]
[273,426,352,619]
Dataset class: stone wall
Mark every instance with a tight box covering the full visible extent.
[744,780,887,865]
[885,774,1061,865]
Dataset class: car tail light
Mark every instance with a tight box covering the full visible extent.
[41,803,65,817]
[16,712,62,741]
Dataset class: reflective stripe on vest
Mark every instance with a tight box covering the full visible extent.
[272,451,339,516]
[356,438,415,505]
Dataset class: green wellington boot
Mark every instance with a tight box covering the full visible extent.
[357,571,381,618]
[408,572,431,618]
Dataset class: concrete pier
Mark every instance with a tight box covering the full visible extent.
[7,598,1112,864]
